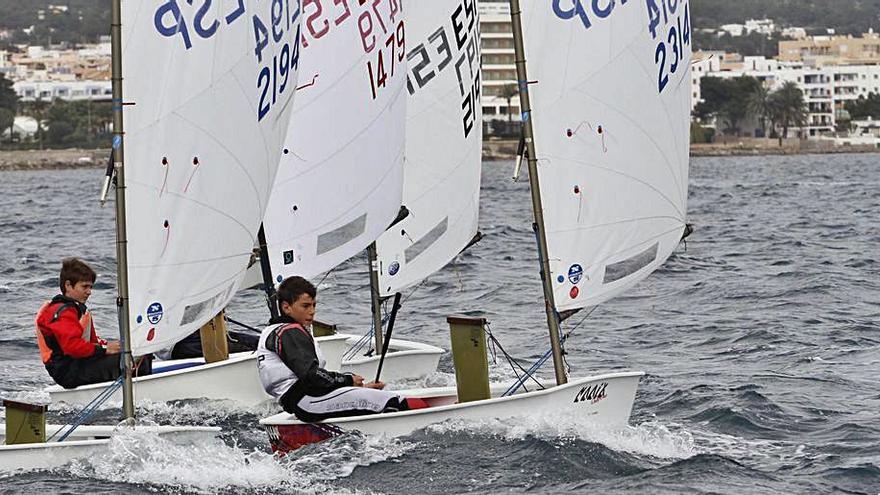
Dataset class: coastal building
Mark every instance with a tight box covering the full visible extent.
[778,31,880,66]
[691,51,880,138]
[479,0,518,123]
[718,19,776,38]
[0,116,39,141]
[2,41,111,102]
[12,80,112,102]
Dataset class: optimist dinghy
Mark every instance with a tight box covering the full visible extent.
[261,0,692,453]
[5,0,301,468]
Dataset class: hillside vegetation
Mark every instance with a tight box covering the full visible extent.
[0,1,878,54]
[692,0,880,35]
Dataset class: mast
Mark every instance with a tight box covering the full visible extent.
[111,0,136,419]
[508,0,567,385]
[257,224,280,320]
[366,242,383,352]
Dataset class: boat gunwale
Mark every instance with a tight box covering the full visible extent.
[260,370,644,426]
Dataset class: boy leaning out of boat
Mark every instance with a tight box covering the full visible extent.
[257,276,426,421]
[35,258,150,389]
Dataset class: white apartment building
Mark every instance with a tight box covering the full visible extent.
[13,80,112,102]
[2,41,111,102]
[691,54,880,137]
[479,0,519,122]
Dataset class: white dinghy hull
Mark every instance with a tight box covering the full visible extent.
[45,333,440,407]
[47,334,351,407]
[260,371,642,453]
[0,424,219,473]
[336,334,444,382]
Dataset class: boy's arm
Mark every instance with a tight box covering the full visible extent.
[52,308,105,359]
[275,329,353,392]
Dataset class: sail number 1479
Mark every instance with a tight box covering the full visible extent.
[647,0,690,94]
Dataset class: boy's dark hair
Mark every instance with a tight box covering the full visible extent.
[276,276,316,313]
[59,258,97,293]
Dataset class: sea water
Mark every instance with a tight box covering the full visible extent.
[0,154,878,493]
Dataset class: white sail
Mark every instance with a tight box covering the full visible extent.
[522,1,692,312]
[375,0,483,297]
[262,0,407,282]
[122,0,301,354]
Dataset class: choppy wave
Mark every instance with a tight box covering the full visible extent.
[2,157,879,493]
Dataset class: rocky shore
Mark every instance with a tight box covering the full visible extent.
[2,139,878,170]
[0,148,108,171]
[690,140,879,156]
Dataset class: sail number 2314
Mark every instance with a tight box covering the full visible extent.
[649,0,690,94]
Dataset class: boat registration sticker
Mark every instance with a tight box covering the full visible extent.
[568,264,584,284]
[146,302,164,324]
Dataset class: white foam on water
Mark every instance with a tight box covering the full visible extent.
[281,432,419,480]
[134,398,281,426]
[689,428,814,468]
[61,425,413,494]
[424,411,696,460]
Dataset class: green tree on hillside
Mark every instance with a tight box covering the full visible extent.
[0,107,13,143]
[22,97,50,148]
[694,76,761,135]
[747,84,773,137]
[768,82,807,141]
[43,98,112,146]
[845,93,880,120]
[0,73,17,142]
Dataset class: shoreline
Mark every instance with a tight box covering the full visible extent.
[482,138,880,160]
[0,148,108,171]
[2,141,878,170]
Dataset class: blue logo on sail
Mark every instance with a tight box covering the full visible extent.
[568,264,584,284]
[388,261,400,276]
[146,302,164,324]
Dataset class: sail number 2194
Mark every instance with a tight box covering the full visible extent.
[648,0,690,94]
[152,0,302,122]
[255,0,302,121]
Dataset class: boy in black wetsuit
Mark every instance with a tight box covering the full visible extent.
[256,276,413,421]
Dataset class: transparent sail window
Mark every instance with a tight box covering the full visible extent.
[316,214,367,255]
[404,217,448,263]
[603,243,659,284]
[180,283,235,325]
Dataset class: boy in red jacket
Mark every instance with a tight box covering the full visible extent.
[35,258,148,389]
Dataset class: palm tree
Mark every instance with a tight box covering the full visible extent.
[747,84,772,138]
[769,82,807,144]
[499,83,519,123]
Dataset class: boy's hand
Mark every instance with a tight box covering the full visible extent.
[365,381,385,390]
[352,374,365,387]
[105,341,121,354]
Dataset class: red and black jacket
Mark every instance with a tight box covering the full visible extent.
[35,294,105,365]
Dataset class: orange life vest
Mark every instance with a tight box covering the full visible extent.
[35,300,94,364]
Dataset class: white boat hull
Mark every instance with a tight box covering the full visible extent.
[46,334,442,407]
[47,335,351,407]
[0,424,219,473]
[336,334,444,382]
[260,371,643,453]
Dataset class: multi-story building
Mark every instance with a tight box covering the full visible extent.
[778,31,880,66]
[691,51,880,137]
[12,80,112,102]
[479,0,518,122]
[2,41,112,102]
